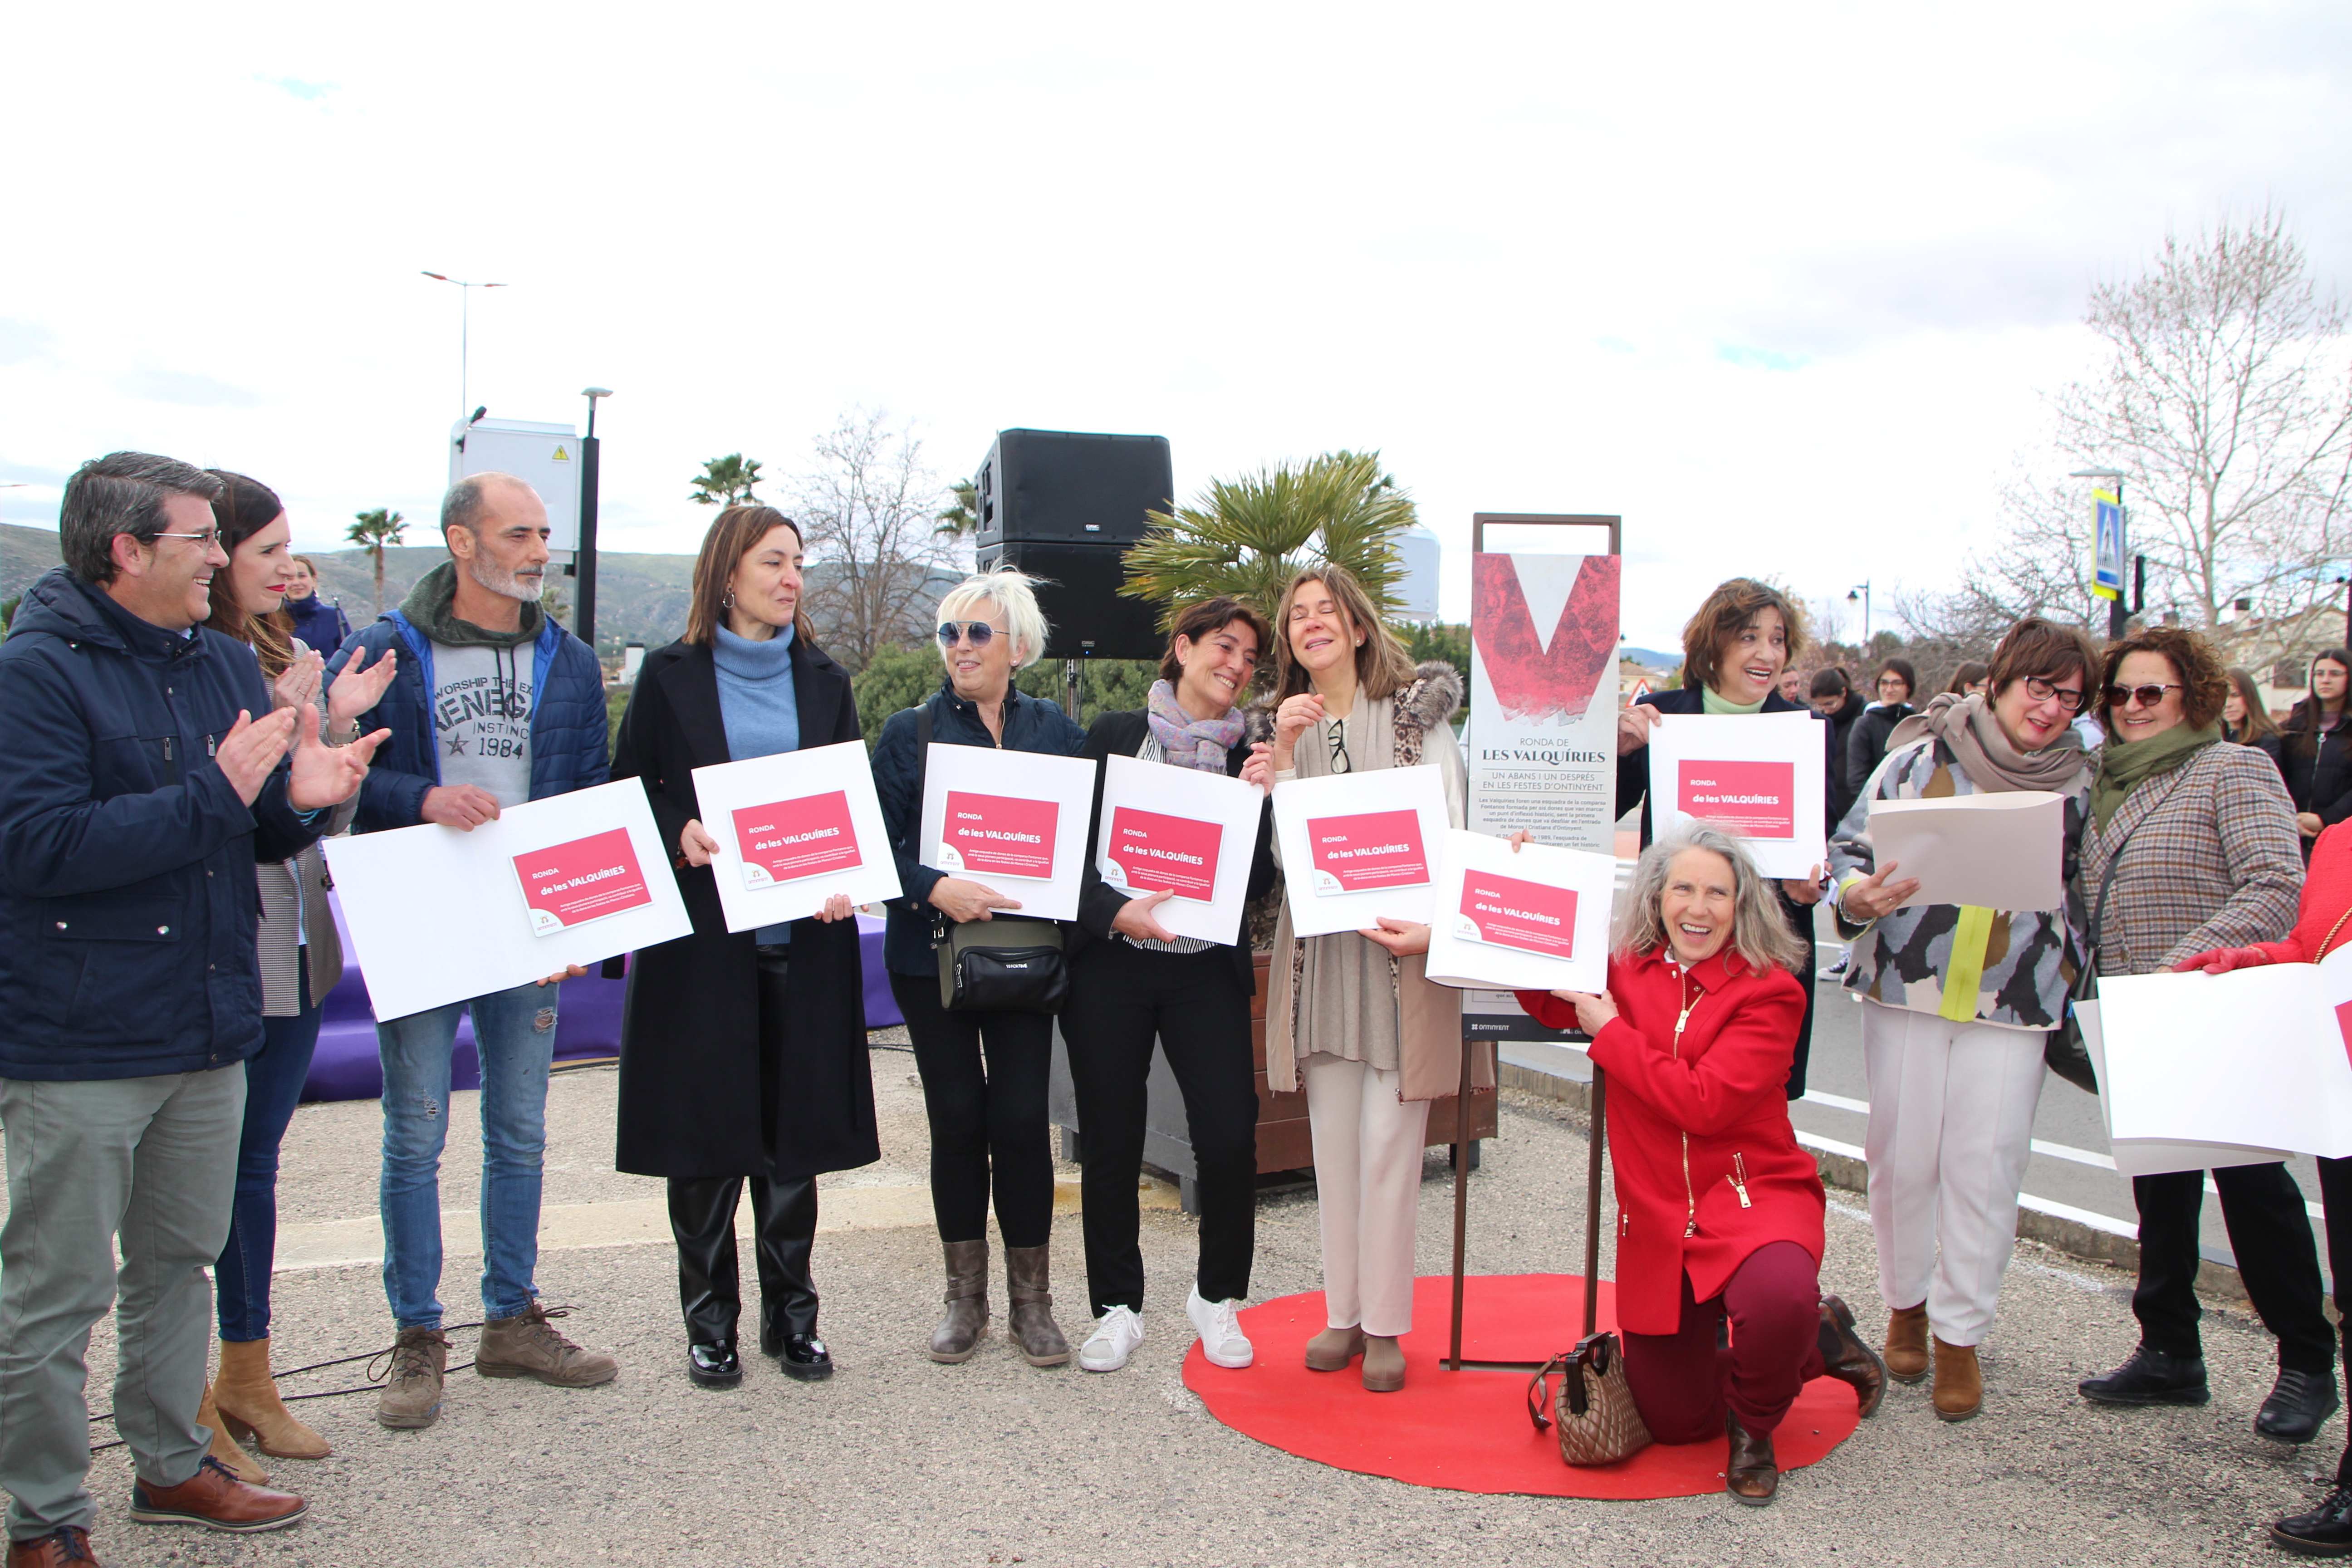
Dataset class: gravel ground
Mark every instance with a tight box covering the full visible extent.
[6,1039,2340,1566]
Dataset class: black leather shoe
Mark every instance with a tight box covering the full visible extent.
[687,1342,742,1388]
[2078,1344,2209,1406]
[2258,1368,2342,1444]
[776,1332,833,1382]
[2276,1485,2352,1556]
[1816,1295,1888,1418]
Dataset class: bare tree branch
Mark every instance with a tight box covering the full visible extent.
[789,409,962,674]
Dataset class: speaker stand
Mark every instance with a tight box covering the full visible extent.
[1063,657,1082,723]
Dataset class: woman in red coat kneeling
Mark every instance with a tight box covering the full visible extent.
[1516,823,1885,1504]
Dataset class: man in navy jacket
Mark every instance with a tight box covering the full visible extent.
[322,472,618,1431]
[0,453,381,1559]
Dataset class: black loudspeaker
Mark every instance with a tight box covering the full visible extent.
[973,429,1172,661]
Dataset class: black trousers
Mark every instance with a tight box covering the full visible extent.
[2131,1162,2332,1375]
[890,973,1056,1250]
[668,1173,818,1347]
[2313,1157,2352,1485]
[1060,941,1258,1317]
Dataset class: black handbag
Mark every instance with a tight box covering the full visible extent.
[915,703,1070,1014]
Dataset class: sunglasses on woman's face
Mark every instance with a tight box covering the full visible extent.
[937,620,998,648]
[2107,682,2183,710]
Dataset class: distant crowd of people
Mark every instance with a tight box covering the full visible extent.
[6,453,2352,1561]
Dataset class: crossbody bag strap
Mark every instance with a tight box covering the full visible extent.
[914,703,942,942]
[2081,766,2196,995]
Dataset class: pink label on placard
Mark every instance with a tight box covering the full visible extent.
[1676,760,1797,839]
[2336,1000,2352,1068]
[1458,870,1578,958]
[732,792,863,890]
[1306,808,1430,895]
[512,828,654,937]
[1105,806,1224,901]
[941,790,1059,879]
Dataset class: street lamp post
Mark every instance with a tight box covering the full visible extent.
[1847,580,1872,646]
[577,388,612,653]
[420,271,506,425]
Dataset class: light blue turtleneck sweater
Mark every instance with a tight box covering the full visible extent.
[712,622,799,944]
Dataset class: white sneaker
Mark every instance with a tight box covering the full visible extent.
[1186,1284,1254,1369]
[1079,1305,1143,1372]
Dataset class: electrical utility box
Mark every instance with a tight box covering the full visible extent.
[447,417,582,553]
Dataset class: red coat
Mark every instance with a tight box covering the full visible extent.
[1518,946,1824,1335]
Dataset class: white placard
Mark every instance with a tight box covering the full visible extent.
[2078,1000,2293,1176]
[690,740,903,933]
[1092,753,1266,946]
[325,779,692,1023]
[1424,829,1615,995]
[2093,948,2352,1166]
[1863,791,2065,912]
[1644,710,1827,878]
[918,743,1096,923]
[1271,764,1452,938]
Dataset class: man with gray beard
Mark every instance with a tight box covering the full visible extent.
[323,473,619,1430]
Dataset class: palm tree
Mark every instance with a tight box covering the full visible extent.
[1119,450,1417,629]
[346,507,407,615]
[690,453,764,508]
[934,478,980,539]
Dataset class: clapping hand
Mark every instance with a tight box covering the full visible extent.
[271,650,325,715]
[327,646,399,736]
[286,701,387,810]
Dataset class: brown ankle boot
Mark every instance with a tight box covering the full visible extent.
[1004,1245,1070,1367]
[1360,1335,1406,1393]
[1304,1325,1365,1372]
[196,1381,269,1485]
[1724,1409,1779,1505]
[930,1240,990,1363]
[1883,1302,1929,1384]
[212,1338,329,1460]
[1932,1335,1984,1421]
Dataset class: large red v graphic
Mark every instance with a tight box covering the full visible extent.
[1470,554,1620,721]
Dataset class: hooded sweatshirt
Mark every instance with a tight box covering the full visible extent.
[402,561,544,808]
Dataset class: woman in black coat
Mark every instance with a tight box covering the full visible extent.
[1612,578,1836,1097]
[2279,649,2352,856]
[611,505,878,1389]
[1062,596,1279,1376]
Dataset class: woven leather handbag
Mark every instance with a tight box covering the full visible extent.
[1525,1066,1652,1466]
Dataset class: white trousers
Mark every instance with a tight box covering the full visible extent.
[1860,999,2047,1347]
[1304,1056,1432,1338]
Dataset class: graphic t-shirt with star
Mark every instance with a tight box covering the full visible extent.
[431,642,535,807]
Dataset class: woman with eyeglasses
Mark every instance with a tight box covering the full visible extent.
[871,571,1088,1367]
[2070,627,2334,1444]
[1063,597,1278,1376]
[1616,578,1838,1097]
[1825,617,2098,1421]
[1254,565,1475,1394]
[197,471,398,1481]
[2278,649,2352,855]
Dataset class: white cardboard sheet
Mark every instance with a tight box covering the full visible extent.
[1090,753,1265,947]
[2092,948,2352,1167]
[1863,791,2066,912]
[1424,829,1615,995]
[1644,710,1827,878]
[324,779,692,1023]
[917,743,1097,923]
[1271,765,1451,938]
[691,740,904,933]
[2078,1000,2293,1176]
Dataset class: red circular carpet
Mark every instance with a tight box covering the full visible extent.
[1181,1274,1864,1499]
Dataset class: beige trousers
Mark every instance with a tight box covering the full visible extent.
[1304,1056,1431,1337]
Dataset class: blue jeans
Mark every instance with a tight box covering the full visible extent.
[215,970,322,1341]
[376,980,559,1330]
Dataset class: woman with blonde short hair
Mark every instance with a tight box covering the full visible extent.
[871,570,1088,1367]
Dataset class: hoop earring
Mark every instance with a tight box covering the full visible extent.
[724,590,736,609]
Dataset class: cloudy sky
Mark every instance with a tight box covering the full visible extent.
[3,1,2344,646]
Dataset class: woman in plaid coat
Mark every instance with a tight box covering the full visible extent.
[2071,626,2333,1445]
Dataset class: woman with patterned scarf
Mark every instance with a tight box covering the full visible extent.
[1063,597,1281,1375]
[1827,616,2100,1422]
